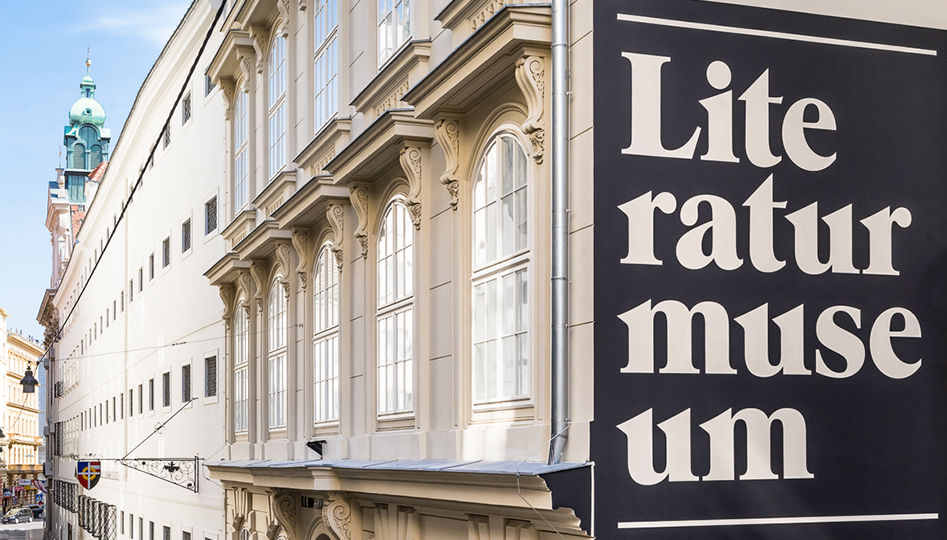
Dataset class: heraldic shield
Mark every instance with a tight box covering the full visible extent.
[77,460,101,489]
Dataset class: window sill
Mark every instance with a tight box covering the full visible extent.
[471,399,535,424]
[376,412,415,431]
[312,421,340,437]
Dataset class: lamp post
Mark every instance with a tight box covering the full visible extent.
[19,364,38,393]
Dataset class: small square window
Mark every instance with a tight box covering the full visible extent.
[205,74,216,96]
[162,372,171,407]
[182,364,192,402]
[149,378,155,410]
[138,267,143,292]
[138,383,143,414]
[205,356,217,397]
[182,219,191,252]
[164,526,171,540]
[129,280,134,302]
[162,126,171,148]
[182,94,192,124]
[205,197,217,235]
[149,253,155,279]
[162,237,171,267]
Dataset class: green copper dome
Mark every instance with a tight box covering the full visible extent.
[69,97,106,125]
[69,75,106,126]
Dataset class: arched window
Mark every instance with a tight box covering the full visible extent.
[378,0,411,64]
[472,134,530,403]
[268,34,288,179]
[90,145,103,168]
[71,143,86,169]
[376,201,413,415]
[314,0,338,130]
[268,279,288,428]
[233,300,249,433]
[233,90,250,212]
[313,244,339,423]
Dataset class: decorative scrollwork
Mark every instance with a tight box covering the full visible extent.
[515,55,546,163]
[399,145,423,229]
[323,494,358,540]
[349,185,371,258]
[291,229,312,291]
[119,457,200,493]
[326,203,345,270]
[434,118,461,210]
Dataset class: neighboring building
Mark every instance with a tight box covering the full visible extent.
[0,308,44,510]
[41,2,229,538]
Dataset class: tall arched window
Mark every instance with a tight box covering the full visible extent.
[313,244,340,423]
[268,34,288,179]
[233,301,249,433]
[472,134,530,403]
[314,0,338,131]
[268,279,288,428]
[233,90,250,212]
[377,201,413,415]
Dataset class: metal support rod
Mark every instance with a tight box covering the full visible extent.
[548,0,570,465]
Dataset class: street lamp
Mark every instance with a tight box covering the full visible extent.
[19,365,38,393]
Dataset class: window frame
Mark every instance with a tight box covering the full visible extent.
[267,278,288,430]
[377,0,411,66]
[233,88,250,214]
[313,0,339,132]
[375,199,415,419]
[312,242,340,425]
[233,300,250,434]
[267,32,288,180]
[182,93,192,125]
[469,132,534,408]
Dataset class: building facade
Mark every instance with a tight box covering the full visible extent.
[39,1,947,539]
[0,308,44,510]
[200,0,594,537]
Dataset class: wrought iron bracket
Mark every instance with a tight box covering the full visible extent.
[119,457,201,492]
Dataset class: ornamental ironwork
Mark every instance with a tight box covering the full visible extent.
[119,457,200,492]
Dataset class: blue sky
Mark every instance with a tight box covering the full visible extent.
[0,1,191,340]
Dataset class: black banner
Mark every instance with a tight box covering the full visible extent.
[592,1,947,537]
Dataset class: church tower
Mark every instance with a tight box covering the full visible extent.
[62,56,110,204]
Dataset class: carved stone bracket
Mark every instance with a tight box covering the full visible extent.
[434,118,461,210]
[349,184,371,259]
[220,78,236,121]
[238,52,256,86]
[323,494,361,540]
[249,25,269,74]
[218,284,236,330]
[276,0,291,37]
[266,490,297,540]
[399,145,423,229]
[326,202,346,270]
[374,504,420,540]
[250,260,269,311]
[275,241,294,299]
[231,487,250,532]
[515,55,546,163]
[291,229,312,291]
[298,0,309,11]
[467,515,490,540]
[237,270,254,305]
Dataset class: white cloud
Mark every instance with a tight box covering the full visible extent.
[68,2,191,46]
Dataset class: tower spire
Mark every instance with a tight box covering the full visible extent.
[86,46,91,75]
